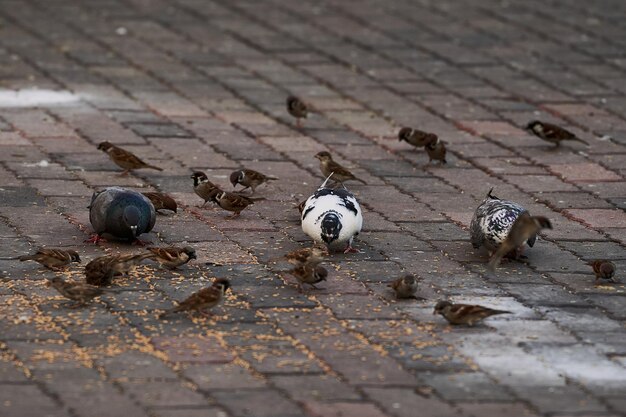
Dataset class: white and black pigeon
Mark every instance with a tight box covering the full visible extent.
[87,187,156,244]
[470,188,536,257]
[301,174,363,253]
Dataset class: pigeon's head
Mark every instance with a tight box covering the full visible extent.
[213,278,231,293]
[398,127,412,142]
[320,213,342,244]
[122,206,141,237]
[433,300,452,315]
[183,246,197,260]
[68,250,81,263]
[97,141,113,152]
[230,170,244,187]
[191,171,209,186]
[314,151,333,162]
[526,120,541,132]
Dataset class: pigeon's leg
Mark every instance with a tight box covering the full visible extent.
[227,212,241,219]
[296,118,301,128]
[131,239,150,247]
[343,244,360,254]
[85,234,106,244]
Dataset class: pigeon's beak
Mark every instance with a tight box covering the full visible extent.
[130,225,138,237]
[190,253,197,260]
[321,233,332,244]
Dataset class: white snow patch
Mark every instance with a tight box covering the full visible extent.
[0,88,79,108]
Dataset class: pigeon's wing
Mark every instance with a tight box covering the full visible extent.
[89,187,123,234]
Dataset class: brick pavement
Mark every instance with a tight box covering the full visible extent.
[0,0,625,416]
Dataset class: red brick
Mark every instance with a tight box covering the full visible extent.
[564,209,626,228]
[548,163,622,182]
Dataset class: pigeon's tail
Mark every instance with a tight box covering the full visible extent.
[318,172,335,189]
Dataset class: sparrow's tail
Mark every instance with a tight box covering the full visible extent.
[17,255,35,261]
[146,164,164,171]
[266,176,279,181]
[571,136,589,146]
[355,177,368,185]
[158,307,178,319]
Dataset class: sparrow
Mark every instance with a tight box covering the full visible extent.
[314,151,367,185]
[14,248,81,270]
[97,141,163,175]
[159,278,231,318]
[230,169,278,193]
[286,95,308,127]
[85,253,154,286]
[388,274,419,299]
[297,200,306,214]
[142,192,177,214]
[434,301,511,326]
[488,212,552,272]
[423,135,447,164]
[147,246,197,269]
[191,171,221,207]
[398,127,437,149]
[46,277,106,307]
[284,247,325,266]
[288,262,328,292]
[214,191,260,217]
[589,260,617,283]
[526,120,589,147]
[87,187,156,244]
[301,174,363,253]
[470,188,536,257]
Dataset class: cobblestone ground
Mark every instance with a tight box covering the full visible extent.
[0,0,625,416]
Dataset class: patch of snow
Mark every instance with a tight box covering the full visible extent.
[0,88,79,108]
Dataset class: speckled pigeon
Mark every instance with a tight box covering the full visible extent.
[470,188,535,255]
[87,187,156,244]
[301,174,363,253]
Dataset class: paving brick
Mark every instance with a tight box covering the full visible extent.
[565,209,626,229]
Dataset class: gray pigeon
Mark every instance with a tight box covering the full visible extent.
[87,187,156,243]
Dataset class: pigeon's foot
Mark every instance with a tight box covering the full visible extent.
[85,234,106,244]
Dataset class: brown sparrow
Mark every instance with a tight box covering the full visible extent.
[46,277,106,307]
[147,246,197,269]
[97,141,163,175]
[488,213,552,272]
[284,247,325,266]
[286,96,308,127]
[214,191,260,217]
[314,151,367,185]
[230,169,277,193]
[16,248,81,270]
[160,278,230,318]
[288,262,328,292]
[398,127,437,149]
[526,121,589,147]
[423,135,447,164]
[388,274,419,299]
[589,260,617,283]
[142,192,177,214]
[85,253,153,286]
[191,171,221,207]
[434,301,510,325]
